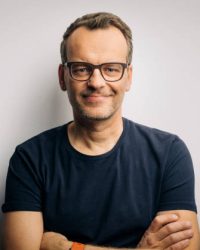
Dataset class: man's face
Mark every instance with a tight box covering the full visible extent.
[59,26,132,121]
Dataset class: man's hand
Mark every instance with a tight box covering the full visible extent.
[40,214,196,250]
[40,232,72,250]
[137,214,193,249]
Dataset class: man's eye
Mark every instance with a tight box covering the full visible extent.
[104,67,120,73]
[73,67,90,74]
[106,67,116,72]
[75,67,87,72]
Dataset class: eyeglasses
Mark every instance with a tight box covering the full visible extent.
[64,62,128,82]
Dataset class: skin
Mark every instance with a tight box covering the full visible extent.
[4,211,198,250]
[4,212,43,250]
[138,210,200,249]
[60,26,132,122]
[58,26,132,155]
[4,26,200,250]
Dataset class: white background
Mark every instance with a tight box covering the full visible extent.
[0,0,199,247]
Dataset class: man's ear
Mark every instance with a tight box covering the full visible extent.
[125,65,133,92]
[58,64,67,91]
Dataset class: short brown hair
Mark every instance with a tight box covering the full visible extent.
[60,12,133,64]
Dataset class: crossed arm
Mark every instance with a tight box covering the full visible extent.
[3,210,200,250]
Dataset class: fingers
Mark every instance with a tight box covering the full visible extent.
[156,221,192,240]
[162,229,193,249]
[165,239,190,250]
[138,214,194,249]
[148,214,179,233]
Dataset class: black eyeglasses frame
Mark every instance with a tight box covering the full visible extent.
[63,61,129,82]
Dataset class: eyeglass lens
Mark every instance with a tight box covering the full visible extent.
[70,63,124,81]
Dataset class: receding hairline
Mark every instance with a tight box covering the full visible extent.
[66,25,129,46]
[64,26,129,62]
[60,12,133,64]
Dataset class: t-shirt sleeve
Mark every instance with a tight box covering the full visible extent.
[2,145,43,212]
[158,136,197,212]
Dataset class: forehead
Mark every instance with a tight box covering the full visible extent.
[66,26,128,63]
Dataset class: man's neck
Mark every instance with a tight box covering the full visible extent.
[67,114,124,156]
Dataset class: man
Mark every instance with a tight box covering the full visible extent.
[2,12,200,250]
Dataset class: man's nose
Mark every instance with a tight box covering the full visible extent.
[87,69,106,88]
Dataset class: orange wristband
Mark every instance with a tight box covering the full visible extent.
[70,242,85,250]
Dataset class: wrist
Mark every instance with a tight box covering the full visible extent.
[70,242,85,250]
[66,240,73,250]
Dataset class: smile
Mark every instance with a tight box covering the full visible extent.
[83,95,110,103]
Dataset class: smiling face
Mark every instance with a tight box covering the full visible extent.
[59,26,132,122]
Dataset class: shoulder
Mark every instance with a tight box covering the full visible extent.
[7,124,68,183]
[123,117,187,150]
[123,118,192,168]
[10,123,68,167]
[15,124,67,154]
[124,117,176,140]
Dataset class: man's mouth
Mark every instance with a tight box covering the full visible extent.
[83,94,110,103]
[81,90,113,103]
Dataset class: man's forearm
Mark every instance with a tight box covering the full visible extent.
[40,214,194,250]
[85,245,145,250]
[40,232,146,250]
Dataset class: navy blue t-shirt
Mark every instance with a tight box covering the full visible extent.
[2,118,197,247]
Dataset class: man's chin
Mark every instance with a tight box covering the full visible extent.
[81,113,112,121]
[76,110,115,121]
